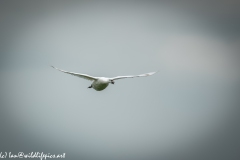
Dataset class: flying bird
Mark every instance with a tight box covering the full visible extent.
[52,66,157,91]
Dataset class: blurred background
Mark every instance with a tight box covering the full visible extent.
[0,0,240,160]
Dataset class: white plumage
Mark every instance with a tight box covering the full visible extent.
[52,66,157,91]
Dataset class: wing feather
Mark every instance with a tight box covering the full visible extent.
[51,66,97,81]
[110,71,157,80]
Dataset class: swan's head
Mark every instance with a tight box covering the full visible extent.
[110,80,115,84]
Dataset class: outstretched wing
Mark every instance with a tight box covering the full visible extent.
[110,71,157,80]
[51,66,98,81]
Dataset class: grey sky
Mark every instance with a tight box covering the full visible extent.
[0,1,240,160]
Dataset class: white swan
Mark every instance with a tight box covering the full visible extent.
[52,66,157,91]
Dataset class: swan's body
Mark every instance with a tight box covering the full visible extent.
[91,77,110,91]
[52,66,157,91]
